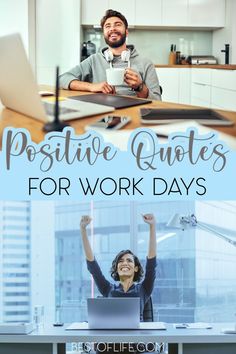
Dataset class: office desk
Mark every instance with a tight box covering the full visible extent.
[0,87,236,146]
[1,323,236,354]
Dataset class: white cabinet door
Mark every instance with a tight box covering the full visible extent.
[191,97,210,108]
[191,82,211,107]
[156,68,191,104]
[81,0,109,25]
[211,70,236,91]
[156,68,179,103]
[211,87,236,111]
[191,68,212,85]
[109,0,135,26]
[188,0,225,27]
[179,69,191,104]
[135,0,162,26]
[162,0,188,27]
[190,68,211,107]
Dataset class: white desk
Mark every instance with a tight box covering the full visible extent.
[0,323,236,354]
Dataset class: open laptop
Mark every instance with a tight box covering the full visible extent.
[0,33,114,122]
[66,297,166,331]
[87,298,140,329]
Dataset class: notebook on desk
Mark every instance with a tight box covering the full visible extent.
[70,93,152,109]
[0,33,114,123]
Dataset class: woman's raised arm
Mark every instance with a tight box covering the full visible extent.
[80,215,94,261]
[142,214,156,259]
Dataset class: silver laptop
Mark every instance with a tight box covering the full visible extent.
[87,297,140,329]
[0,33,114,122]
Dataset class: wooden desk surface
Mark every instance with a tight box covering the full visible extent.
[1,86,236,145]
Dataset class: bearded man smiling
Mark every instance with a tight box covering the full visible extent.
[59,9,161,100]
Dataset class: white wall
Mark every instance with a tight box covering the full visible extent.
[0,0,29,52]
[231,0,236,64]
[212,0,235,64]
[36,0,81,85]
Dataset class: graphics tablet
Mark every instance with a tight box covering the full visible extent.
[140,108,234,126]
[70,93,152,109]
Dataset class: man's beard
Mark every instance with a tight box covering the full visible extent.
[104,31,126,48]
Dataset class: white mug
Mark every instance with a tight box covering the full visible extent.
[106,68,125,86]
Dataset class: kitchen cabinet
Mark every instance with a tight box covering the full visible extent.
[191,68,211,85]
[179,69,191,104]
[211,69,236,91]
[191,69,212,107]
[162,0,188,27]
[156,68,179,103]
[211,70,236,111]
[135,0,162,26]
[191,68,236,111]
[109,0,135,26]
[191,83,211,107]
[81,0,108,25]
[156,67,236,111]
[81,0,225,28]
[81,0,135,26]
[188,0,225,28]
[156,68,191,104]
[211,87,236,111]
[161,0,225,28]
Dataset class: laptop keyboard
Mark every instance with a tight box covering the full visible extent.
[43,102,79,116]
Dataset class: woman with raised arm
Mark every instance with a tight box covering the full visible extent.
[80,213,157,321]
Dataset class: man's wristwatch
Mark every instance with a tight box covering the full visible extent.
[133,82,143,92]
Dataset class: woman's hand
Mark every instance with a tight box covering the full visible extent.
[80,215,92,229]
[142,213,156,226]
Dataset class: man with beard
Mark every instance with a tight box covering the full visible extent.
[59,9,161,100]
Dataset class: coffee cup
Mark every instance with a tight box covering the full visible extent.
[106,68,125,86]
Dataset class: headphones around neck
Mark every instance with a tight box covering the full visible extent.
[104,49,130,67]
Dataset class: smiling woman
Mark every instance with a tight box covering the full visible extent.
[111,250,144,285]
[80,213,157,353]
[80,213,157,317]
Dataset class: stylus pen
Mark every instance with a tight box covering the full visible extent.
[54,66,59,122]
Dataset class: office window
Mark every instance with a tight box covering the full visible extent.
[54,200,236,324]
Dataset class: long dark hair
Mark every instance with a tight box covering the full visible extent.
[110,249,144,282]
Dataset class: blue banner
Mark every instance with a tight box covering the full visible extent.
[0,126,235,200]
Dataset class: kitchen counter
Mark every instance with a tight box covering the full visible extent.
[155,64,236,70]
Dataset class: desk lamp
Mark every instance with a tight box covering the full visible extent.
[167,213,236,333]
[167,213,236,247]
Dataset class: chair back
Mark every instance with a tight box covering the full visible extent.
[143,296,154,322]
